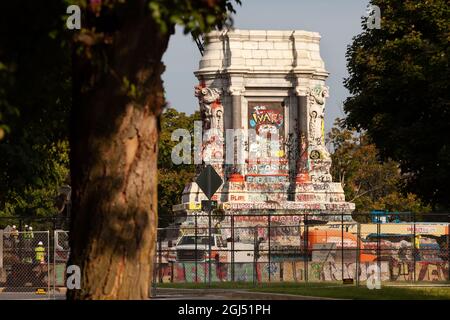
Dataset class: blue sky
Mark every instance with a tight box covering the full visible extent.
[162,0,370,132]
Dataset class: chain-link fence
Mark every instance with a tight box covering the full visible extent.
[53,230,70,295]
[154,212,450,286]
[1,212,448,298]
[0,227,71,299]
[0,217,69,233]
[0,230,51,297]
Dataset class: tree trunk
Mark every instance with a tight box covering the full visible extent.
[68,2,171,299]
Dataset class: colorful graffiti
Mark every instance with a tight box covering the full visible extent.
[155,261,449,283]
[389,261,449,282]
[416,262,448,281]
[248,103,284,133]
[308,262,390,281]
[247,102,286,167]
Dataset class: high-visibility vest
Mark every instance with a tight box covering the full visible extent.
[415,235,421,249]
[23,257,33,264]
[24,231,34,239]
[35,246,45,262]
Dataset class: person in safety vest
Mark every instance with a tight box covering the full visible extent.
[21,224,28,241]
[9,225,19,252]
[23,225,34,260]
[35,241,46,263]
[24,226,34,239]
[11,225,19,242]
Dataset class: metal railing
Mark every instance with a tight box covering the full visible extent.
[0,216,69,233]
[0,228,70,299]
[153,212,450,286]
[1,212,448,299]
[0,231,51,297]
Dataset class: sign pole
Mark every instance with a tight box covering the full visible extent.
[196,164,223,288]
[208,205,212,287]
[208,166,212,288]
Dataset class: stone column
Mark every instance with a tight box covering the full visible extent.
[305,85,332,183]
[194,85,224,176]
[231,92,242,130]
[228,86,245,178]
[294,86,310,183]
[294,84,332,183]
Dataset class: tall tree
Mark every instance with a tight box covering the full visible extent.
[344,0,449,210]
[158,108,200,228]
[68,0,239,299]
[328,119,430,218]
[0,1,71,218]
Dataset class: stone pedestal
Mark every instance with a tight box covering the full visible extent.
[173,29,354,223]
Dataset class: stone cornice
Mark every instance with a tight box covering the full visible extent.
[207,29,322,42]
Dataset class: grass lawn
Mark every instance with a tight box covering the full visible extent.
[157,282,450,300]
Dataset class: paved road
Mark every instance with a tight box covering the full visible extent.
[152,288,340,300]
[0,288,338,300]
[0,292,66,300]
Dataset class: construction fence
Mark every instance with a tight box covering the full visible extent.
[0,229,70,299]
[154,212,450,285]
[1,212,449,298]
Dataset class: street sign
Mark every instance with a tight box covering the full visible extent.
[195,165,223,200]
[195,165,223,288]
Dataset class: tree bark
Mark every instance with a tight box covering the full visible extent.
[68,2,171,299]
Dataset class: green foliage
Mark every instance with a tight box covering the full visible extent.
[0,0,239,220]
[158,107,200,170]
[344,0,450,210]
[0,1,71,217]
[158,108,200,227]
[328,119,431,214]
[71,0,240,93]
[148,0,241,37]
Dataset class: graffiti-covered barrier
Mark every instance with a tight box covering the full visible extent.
[154,261,449,283]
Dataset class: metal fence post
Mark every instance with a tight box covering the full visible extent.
[304,213,308,284]
[47,231,50,299]
[0,230,3,270]
[158,233,162,283]
[341,212,344,282]
[208,207,212,287]
[253,228,257,287]
[356,222,361,287]
[268,210,271,283]
[377,217,381,279]
[298,222,301,283]
[231,213,235,282]
[413,212,416,283]
[151,243,157,298]
[447,216,450,282]
[53,230,56,299]
[194,212,198,283]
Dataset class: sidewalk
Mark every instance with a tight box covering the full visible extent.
[153,287,343,300]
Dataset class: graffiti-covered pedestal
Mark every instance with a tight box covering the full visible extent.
[173,30,354,234]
